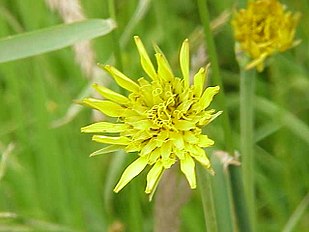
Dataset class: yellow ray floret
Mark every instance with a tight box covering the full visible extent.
[231,0,300,71]
[81,36,221,197]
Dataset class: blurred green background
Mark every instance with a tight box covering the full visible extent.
[0,0,308,231]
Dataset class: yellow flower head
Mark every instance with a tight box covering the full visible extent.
[81,36,221,197]
[232,0,300,71]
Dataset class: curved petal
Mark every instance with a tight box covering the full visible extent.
[102,64,140,93]
[81,122,127,133]
[134,36,157,81]
[193,63,210,97]
[198,134,214,147]
[113,156,148,193]
[92,83,129,105]
[155,53,173,81]
[198,86,220,110]
[92,135,131,145]
[90,145,125,157]
[180,39,190,87]
[193,67,205,97]
[82,98,125,117]
[180,154,196,189]
[145,161,164,194]
[174,119,195,131]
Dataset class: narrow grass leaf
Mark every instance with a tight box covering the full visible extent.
[0,19,116,63]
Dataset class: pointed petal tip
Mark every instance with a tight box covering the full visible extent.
[208,168,215,176]
[104,64,111,70]
[75,99,84,105]
[91,83,100,89]
[97,63,105,70]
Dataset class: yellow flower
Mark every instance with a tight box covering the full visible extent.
[232,0,300,71]
[81,36,221,197]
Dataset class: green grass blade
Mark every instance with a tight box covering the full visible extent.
[0,19,116,63]
[210,152,234,232]
[255,97,309,146]
[282,193,309,232]
[197,165,218,232]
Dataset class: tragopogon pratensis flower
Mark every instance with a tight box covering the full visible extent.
[232,0,300,71]
[81,36,221,197]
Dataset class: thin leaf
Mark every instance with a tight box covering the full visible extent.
[0,19,116,63]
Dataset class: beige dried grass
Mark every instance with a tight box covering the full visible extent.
[45,0,99,79]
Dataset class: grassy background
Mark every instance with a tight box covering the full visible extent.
[0,0,308,231]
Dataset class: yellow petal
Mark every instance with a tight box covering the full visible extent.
[180,38,190,87]
[198,86,220,110]
[140,138,158,156]
[81,122,127,133]
[134,36,157,80]
[183,131,199,144]
[125,140,142,152]
[193,67,205,97]
[245,53,267,71]
[153,43,174,78]
[177,100,193,112]
[173,147,185,159]
[162,157,176,169]
[90,145,125,157]
[102,64,140,93]
[83,98,125,117]
[189,145,211,169]
[180,154,196,189]
[174,119,196,131]
[156,130,169,142]
[128,120,154,130]
[198,135,214,147]
[192,151,211,169]
[160,140,172,160]
[202,111,223,126]
[170,131,185,150]
[132,130,153,141]
[92,135,131,145]
[145,161,164,194]
[148,148,161,165]
[92,83,129,105]
[114,156,148,193]
[155,53,173,81]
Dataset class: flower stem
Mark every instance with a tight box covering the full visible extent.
[108,0,123,71]
[240,68,256,231]
[197,1,252,231]
[197,165,218,232]
[196,0,233,153]
[210,154,234,232]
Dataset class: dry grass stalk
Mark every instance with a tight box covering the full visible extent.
[154,165,191,232]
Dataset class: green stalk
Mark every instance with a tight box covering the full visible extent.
[196,0,233,153]
[197,1,252,231]
[210,155,233,232]
[197,165,218,232]
[108,0,123,71]
[240,68,256,231]
[229,166,252,231]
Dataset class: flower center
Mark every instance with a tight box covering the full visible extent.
[146,95,177,130]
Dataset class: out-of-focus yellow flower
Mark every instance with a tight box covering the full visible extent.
[232,0,300,71]
[81,36,221,197]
